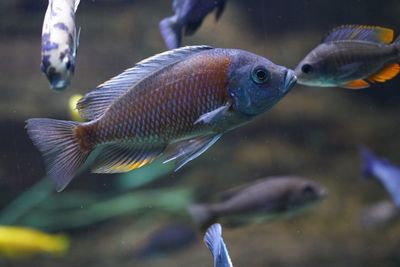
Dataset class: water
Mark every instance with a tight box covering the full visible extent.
[0,0,400,266]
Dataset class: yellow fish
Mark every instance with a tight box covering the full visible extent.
[0,226,69,258]
[68,94,84,121]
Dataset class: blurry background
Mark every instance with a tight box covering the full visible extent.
[1,0,400,266]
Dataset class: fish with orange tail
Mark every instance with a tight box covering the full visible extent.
[26,46,296,191]
[0,226,69,258]
[295,25,400,89]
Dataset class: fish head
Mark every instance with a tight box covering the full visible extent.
[227,51,297,117]
[287,179,326,210]
[294,44,339,87]
[42,52,75,91]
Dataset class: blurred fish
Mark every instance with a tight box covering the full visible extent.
[204,224,233,267]
[68,94,83,121]
[41,0,80,90]
[160,0,226,49]
[0,226,69,258]
[26,45,296,191]
[189,176,326,229]
[135,223,197,259]
[361,148,400,207]
[360,200,400,228]
[295,25,400,89]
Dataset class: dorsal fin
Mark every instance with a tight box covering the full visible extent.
[323,25,394,44]
[77,45,213,120]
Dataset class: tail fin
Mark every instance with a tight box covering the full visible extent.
[187,204,215,230]
[159,16,181,49]
[360,147,377,179]
[25,118,89,192]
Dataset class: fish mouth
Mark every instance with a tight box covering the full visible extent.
[282,69,297,93]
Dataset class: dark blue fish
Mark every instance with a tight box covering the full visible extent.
[160,0,226,49]
[204,223,233,267]
[361,148,400,207]
[135,223,197,259]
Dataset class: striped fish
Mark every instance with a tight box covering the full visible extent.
[295,25,400,89]
[26,46,296,191]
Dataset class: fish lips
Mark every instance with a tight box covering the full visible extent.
[47,71,71,90]
[282,69,297,93]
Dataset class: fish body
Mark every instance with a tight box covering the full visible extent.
[295,25,400,89]
[135,223,196,258]
[26,46,296,191]
[189,176,326,229]
[41,0,80,90]
[361,148,400,208]
[160,0,226,49]
[204,224,233,267]
[360,200,400,228]
[0,226,69,258]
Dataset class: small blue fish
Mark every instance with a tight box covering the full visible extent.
[361,148,400,208]
[160,0,226,49]
[41,0,80,90]
[204,223,233,267]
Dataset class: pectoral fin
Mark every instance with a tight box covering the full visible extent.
[194,104,230,125]
[164,134,222,171]
[341,79,370,89]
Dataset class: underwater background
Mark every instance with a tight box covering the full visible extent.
[1,0,400,266]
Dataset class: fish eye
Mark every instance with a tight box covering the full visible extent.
[302,185,315,197]
[251,66,270,84]
[301,64,313,74]
[65,60,72,70]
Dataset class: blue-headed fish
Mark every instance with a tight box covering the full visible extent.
[204,223,233,267]
[0,226,69,258]
[189,176,326,229]
[26,46,296,191]
[295,25,400,89]
[41,0,80,90]
[361,148,400,208]
[160,0,226,49]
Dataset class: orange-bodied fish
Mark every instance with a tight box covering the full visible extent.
[295,25,400,89]
[26,46,296,191]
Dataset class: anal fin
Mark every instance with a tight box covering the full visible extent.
[342,79,370,89]
[368,63,400,83]
[164,134,222,171]
[91,143,165,173]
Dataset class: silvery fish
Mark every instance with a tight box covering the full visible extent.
[361,148,400,208]
[295,25,400,89]
[41,0,80,90]
[26,46,296,191]
[160,0,226,49]
[204,224,233,267]
[360,200,399,228]
[189,176,326,229]
[135,223,196,259]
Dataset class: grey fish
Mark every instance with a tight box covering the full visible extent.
[360,200,400,228]
[295,25,400,89]
[204,224,233,267]
[189,176,326,229]
[26,46,296,191]
[41,0,80,90]
[160,0,226,49]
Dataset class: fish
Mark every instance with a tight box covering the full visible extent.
[68,94,84,121]
[0,226,69,258]
[41,0,80,90]
[361,148,400,208]
[135,223,197,259]
[360,200,400,228]
[159,0,226,49]
[294,25,400,89]
[188,176,326,229]
[26,45,297,192]
[204,223,233,267]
